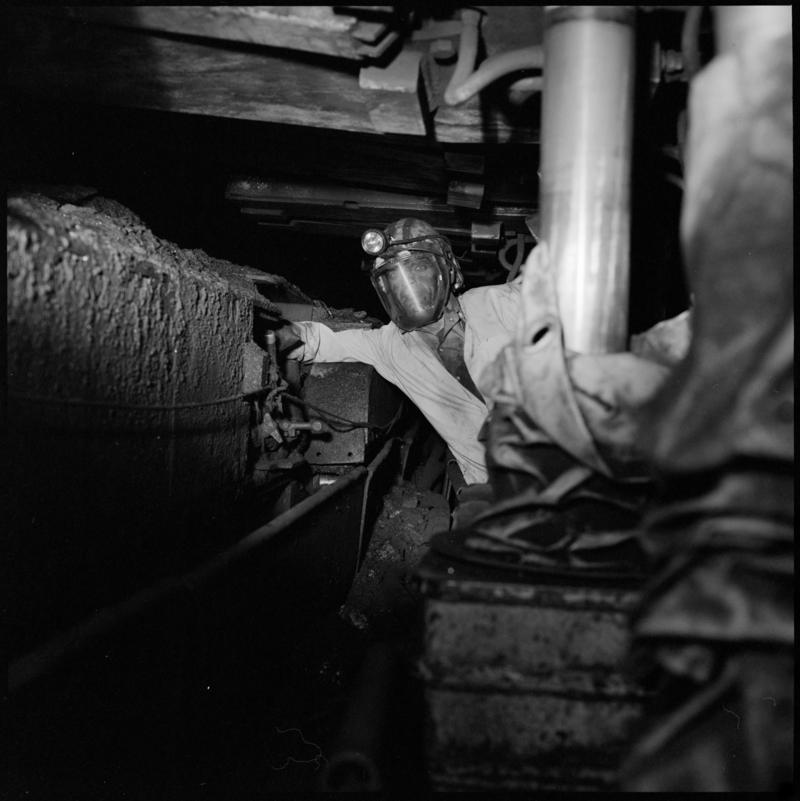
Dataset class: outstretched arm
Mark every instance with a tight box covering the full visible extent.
[285,321,390,367]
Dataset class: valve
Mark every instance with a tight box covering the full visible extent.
[278,418,325,437]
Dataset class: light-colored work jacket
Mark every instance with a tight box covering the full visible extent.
[291,280,521,484]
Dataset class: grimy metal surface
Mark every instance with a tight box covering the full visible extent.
[416,555,645,790]
[9,466,369,694]
[9,463,372,794]
[538,6,635,353]
[304,362,404,467]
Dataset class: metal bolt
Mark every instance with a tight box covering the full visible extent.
[279,419,324,434]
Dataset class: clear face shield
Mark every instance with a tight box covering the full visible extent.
[362,227,460,331]
[370,248,452,331]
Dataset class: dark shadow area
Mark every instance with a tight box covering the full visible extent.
[7,95,387,319]
[629,10,690,335]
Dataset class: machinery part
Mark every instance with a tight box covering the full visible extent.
[470,221,503,258]
[446,180,484,210]
[278,418,324,436]
[303,363,405,468]
[416,551,645,791]
[318,641,400,792]
[539,6,636,353]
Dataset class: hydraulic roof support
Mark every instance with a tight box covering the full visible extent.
[538,6,636,353]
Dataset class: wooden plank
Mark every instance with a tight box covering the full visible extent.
[7,12,378,134]
[434,100,539,145]
[55,6,370,60]
[7,9,539,144]
[359,49,428,136]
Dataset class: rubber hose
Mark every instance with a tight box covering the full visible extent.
[443,8,482,106]
[446,45,544,106]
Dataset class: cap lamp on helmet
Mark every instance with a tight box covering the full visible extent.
[360,229,387,256]
[361,218,463,332]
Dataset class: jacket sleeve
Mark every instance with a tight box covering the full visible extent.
[289,321,389,367]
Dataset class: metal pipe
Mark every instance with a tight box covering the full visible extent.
[9,466,368,694]
[538,6,636,353]
[318,641,399,792]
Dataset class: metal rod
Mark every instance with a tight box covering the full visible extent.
[9,466,368,694]
[539,5,636,353]
[357,437,399,571]
[318,641,399,792]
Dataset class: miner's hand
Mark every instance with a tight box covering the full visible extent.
[274,321,303,354]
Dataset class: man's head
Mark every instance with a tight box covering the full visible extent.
[361,218,464,331]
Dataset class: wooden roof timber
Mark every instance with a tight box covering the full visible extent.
[48,6,404,61]
[7,9,541,144]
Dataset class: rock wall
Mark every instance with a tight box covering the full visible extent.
[7,190,291,652]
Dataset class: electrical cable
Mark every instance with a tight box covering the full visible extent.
[9,384,280,412]
[9,384,403,432]
[282,393,403,434]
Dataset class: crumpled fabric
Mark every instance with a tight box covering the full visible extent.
[621,651,794,793]
[630,24,794,652]
[439,243,677,567]
[630,310,692,367]
[485,243,674,481]
[622,21,793,793]
[638,34,794,475]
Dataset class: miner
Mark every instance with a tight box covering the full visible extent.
[279,217,520,489]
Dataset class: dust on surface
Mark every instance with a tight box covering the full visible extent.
[340,480,450,637]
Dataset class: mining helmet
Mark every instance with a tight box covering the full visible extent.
[361,218,464,331]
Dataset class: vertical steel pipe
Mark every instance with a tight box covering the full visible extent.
[539,6,636,353]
